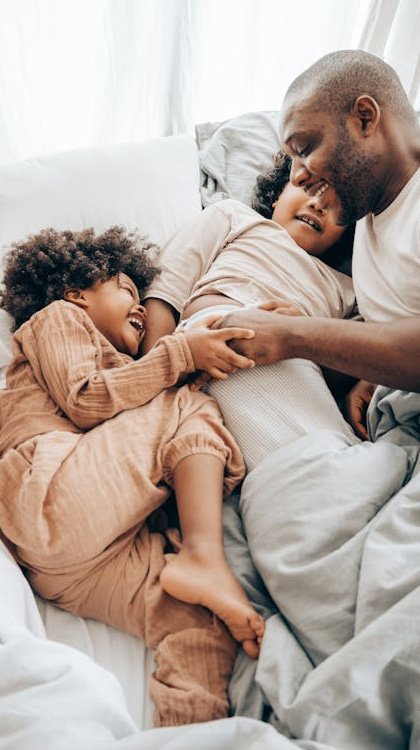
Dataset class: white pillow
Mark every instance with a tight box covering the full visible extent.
[0,134,202,372]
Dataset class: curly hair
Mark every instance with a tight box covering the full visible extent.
[252,149,354,273]
[0,225,160,330]
[251,150,292,219]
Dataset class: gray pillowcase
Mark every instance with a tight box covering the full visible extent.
[196,111,281,208]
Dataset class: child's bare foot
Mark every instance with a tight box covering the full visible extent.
[160,549,264,658]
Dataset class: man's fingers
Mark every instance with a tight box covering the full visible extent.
[354,420,369,440]
[258,300,279,311]
[348,402,369,440]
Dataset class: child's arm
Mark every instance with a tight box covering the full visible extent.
[141,298,178,354]
[26,303,196,429]
[142,203,232,348]
[26,302,254,430]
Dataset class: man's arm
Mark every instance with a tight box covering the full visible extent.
[223,308,420,392]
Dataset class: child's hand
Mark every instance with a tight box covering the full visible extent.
[183,315,255,380]
[257,299,303,316]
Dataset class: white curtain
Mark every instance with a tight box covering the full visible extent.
[356,0,420,106]
[0,0,418,163]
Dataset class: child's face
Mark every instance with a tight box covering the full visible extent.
[81,273,146,356]
[271,181,347,256]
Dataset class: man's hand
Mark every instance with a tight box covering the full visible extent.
[187,312,420,393]
[219,307,296,365]
[344,379,376,440]
[183,314,255,379]
[258,299,303,317]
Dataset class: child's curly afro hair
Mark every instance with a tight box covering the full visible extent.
[0,225,160,330]
[252,150,354,273]
[251,150,292,219]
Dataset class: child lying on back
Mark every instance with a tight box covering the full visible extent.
[142,153,357,471]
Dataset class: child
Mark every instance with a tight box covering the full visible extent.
[0,225,264,727]
[142,152,359,472]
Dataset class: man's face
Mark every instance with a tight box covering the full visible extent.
[280,100,381,224]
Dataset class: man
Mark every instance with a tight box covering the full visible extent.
[222,51,420,747]
[226,50,420,407]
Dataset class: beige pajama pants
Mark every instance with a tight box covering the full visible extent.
[0,385,244,726]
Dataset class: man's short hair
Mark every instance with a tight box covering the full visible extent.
[285,50,415,122]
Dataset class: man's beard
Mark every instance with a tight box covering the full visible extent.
[329,126,382,224]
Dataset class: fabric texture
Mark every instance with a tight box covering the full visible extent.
[145,199,356,320]
[0,300,244,726]
[182,307,357,471]
[225,388,420,748]
[353,167,420,322]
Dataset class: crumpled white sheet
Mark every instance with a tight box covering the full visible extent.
[0,540,324,750]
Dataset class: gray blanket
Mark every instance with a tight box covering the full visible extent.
[224,386,420,748]
[3,388,419,749]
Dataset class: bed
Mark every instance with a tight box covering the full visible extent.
[1,114,419,750]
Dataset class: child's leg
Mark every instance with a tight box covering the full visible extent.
[160,453,264,658]
[30,523,237,727]
[3,406,239,728]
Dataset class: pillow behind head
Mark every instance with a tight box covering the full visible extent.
[196,111,281,208]
[0,135,201,374]
[196,111,354,278]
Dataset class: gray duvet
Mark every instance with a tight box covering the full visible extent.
[225,386,420,748]
[3,388,419,749]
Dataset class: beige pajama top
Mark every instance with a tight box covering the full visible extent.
[144,199,356,319]
[0,301,244,569]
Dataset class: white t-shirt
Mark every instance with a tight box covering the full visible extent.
[353,167,420,323]
[145,199,356,320]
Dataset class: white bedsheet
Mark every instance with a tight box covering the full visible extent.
[0,539,321,750]
[35,598,155,730]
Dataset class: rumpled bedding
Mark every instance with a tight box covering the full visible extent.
[1,387,419,749]
[195,111,281,207]
[226,386,420,748]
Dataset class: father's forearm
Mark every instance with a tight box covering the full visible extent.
[282,316,420,391]
[225,309,420,391]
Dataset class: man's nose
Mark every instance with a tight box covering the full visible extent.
[290,158,311,188]
[307,193,327,214]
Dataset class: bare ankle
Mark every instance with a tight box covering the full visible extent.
[180,541,226,564]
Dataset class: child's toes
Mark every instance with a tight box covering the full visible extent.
[242,638,260,660]
[249,612,265,638]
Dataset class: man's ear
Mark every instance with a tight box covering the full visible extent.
[63,288,89,308]
[350,95,381,136]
